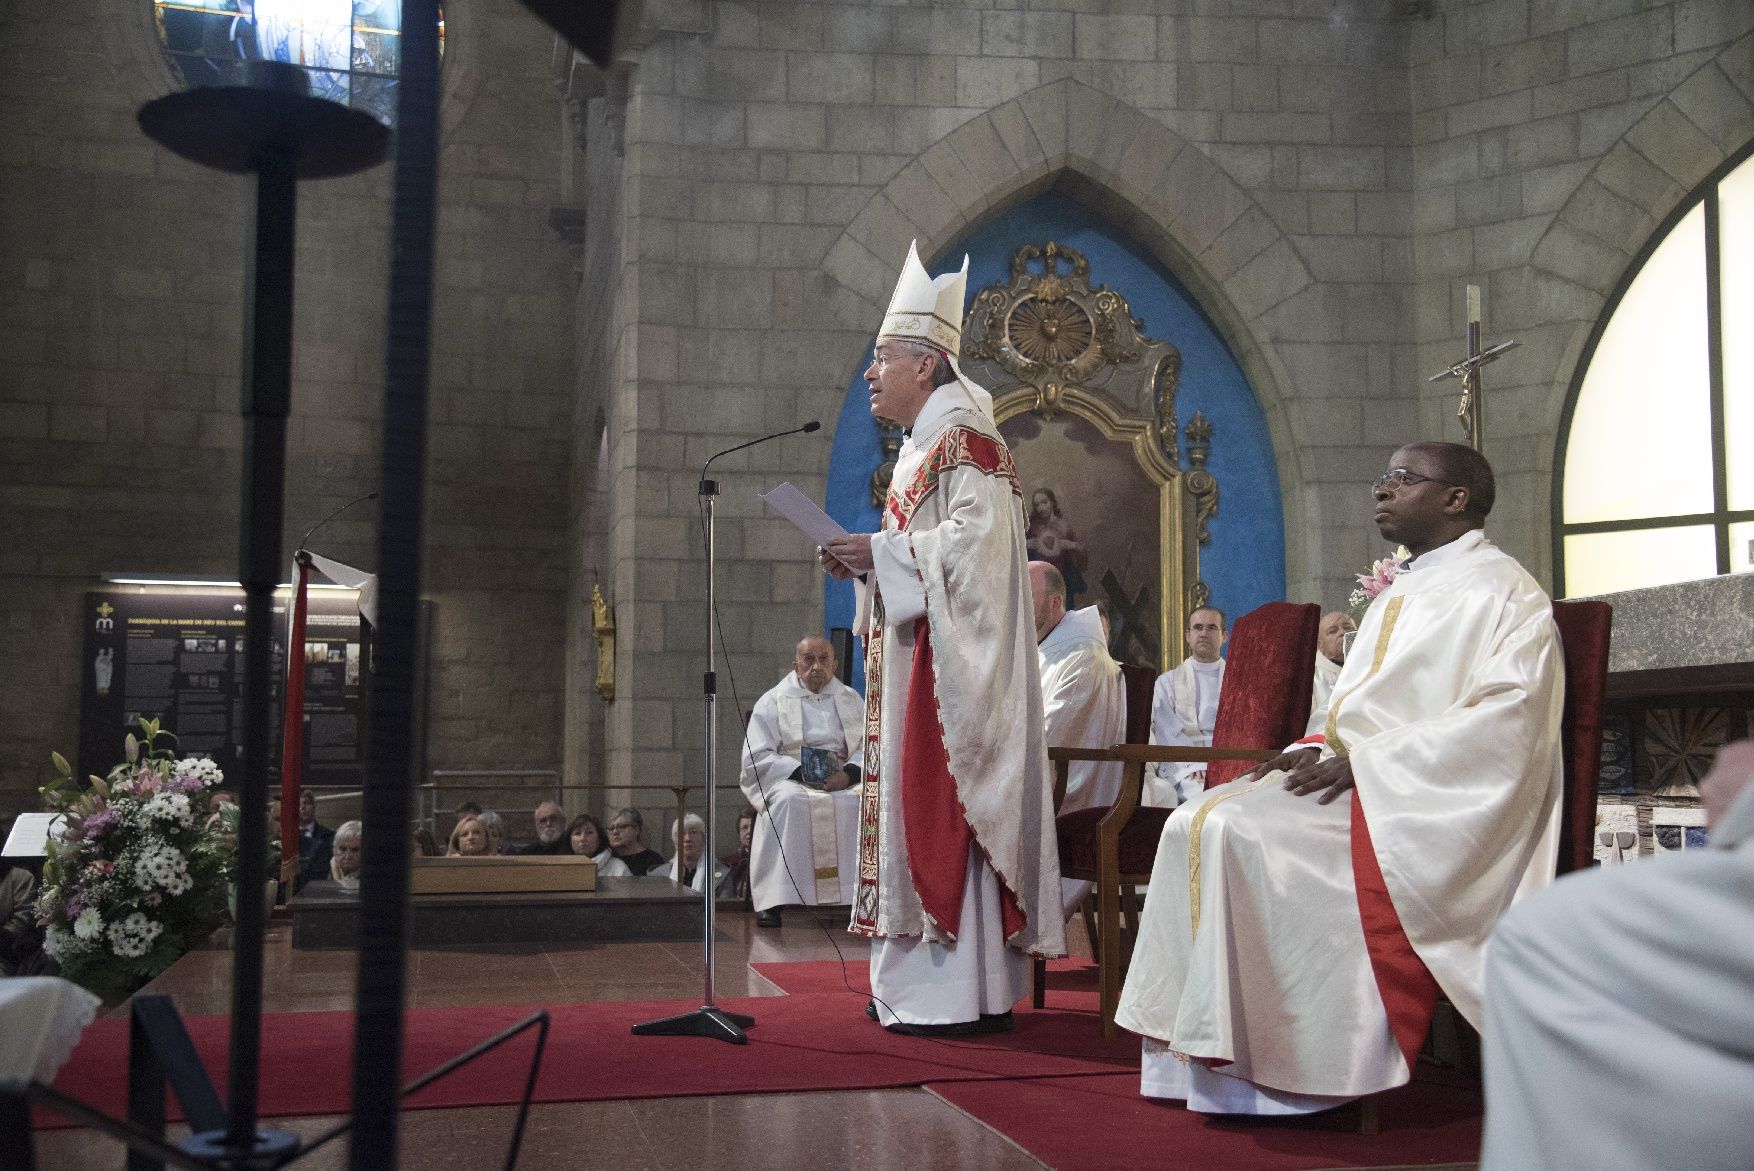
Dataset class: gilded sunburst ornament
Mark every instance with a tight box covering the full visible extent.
[1007,295,1093,365]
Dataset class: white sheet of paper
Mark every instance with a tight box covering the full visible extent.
[2,812,65,858]
[759,482,849,548]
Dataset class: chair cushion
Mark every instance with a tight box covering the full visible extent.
[1056,806,1171,879]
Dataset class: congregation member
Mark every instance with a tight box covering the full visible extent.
[510,800,570,856]
[447,814,491,857]
[821,241,1063,1036]
[717,806,756,901]
[1,856,40,976]
[329,820,363,891]
[1116,441,1564,1115]
[295,788,334,887]
[1147,607,1227,806]
[1305,609,1358,736]
[739,633,864,928]
[605,807,665,876]
[1482,739,1754,1171]
[653,813,726,895]
[568,813,630,877]
[1030,559,1126,918]
[476,810,508,855]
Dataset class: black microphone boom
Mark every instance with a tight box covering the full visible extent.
[702,420,821,474]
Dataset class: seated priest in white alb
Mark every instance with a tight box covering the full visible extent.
[653,813,726,895]
[1304,609,1357,736]
[1146,606,1226,806]
[1481,740,1754,1171]
[1030,560,1125,918]
[1115,442,1564,1117]
[739,634,864,928]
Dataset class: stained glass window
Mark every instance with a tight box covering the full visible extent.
[152,0,443,128]
[1557,148,1754,596]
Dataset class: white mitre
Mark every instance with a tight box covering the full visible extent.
[878,240,994,422]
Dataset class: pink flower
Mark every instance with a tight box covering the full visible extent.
[1356,550,1409,600]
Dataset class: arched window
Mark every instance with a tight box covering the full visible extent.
[152,0,443,127]
[1556,145,1754,597]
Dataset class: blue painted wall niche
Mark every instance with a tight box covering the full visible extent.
[823,191,1285,688]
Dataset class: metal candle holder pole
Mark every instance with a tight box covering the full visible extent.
[136,59,387,1163]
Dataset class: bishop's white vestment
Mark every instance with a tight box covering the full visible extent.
[852,387,1065,1026]
[1482,775,1754,1171]
[1148,657,1225,806]
[1039,605,1126,917]
[1304,650,1344,737]
[739,671,865,912]
[1116,529,1563,1111]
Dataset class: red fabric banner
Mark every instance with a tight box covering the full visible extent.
[277,557,309,869]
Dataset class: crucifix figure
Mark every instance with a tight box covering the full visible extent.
[1428,284,1519,453]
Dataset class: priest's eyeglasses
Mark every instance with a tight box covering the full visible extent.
[1372,468,1456,493]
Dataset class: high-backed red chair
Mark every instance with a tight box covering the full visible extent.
[1054,602,1321,1036]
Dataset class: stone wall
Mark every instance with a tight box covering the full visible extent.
[568,0,1753,821]
[0,0,577,825]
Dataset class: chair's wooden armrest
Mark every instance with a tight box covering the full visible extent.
[1047,746,1123,812]
[1109,744,1282,764]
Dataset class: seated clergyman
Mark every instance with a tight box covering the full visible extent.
[738,634,865,929]
[1116,441,1565,1116]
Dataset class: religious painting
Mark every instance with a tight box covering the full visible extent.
[999,411,1183,669]
[962,242,1208,669]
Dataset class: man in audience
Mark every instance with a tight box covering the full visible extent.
[654,813,727,895]
[1,854,41,976]
[605,807,665,876]
[1147,606,1227,806]
[1482,739,1754,1170]
[1031,560,1125,917]
[1116,441,1564,1115]
[510,800,570,856]
[1305,609,1357,736]
[739,634,864,928]
[296,789,334,888]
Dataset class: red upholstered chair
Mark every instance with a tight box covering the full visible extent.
[1055,602,1321,1036]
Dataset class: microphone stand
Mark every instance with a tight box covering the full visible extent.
[633,421,819,1045]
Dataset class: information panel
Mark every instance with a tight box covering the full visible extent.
[78,588,368,789]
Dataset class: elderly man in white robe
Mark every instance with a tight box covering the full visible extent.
[1303,610,1356,736]
[822,241,1064,1037]
[739,634,865,928]
[1116,441,1564,1115]
[1146,607,1227,807]
[1482,739,1754,1171]
[1031,560,1126,918]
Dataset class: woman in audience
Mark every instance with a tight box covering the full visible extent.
[654,813,726,894]
[448,815,491,857]
[605,807,665,875]
[329,820,363,890]
[569,813,630,877]
[476,809,508,855]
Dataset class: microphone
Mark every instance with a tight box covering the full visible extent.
[701,421,821,480]
[298,491,379,552]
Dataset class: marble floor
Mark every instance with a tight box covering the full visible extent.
[29,907,1477,1171]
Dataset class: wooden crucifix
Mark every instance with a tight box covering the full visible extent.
[1427,285,1519,453]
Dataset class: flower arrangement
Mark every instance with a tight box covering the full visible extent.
[35,718,232,1001]
[1347,546,1411,624]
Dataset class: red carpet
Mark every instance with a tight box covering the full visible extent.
[755,956,1103,1012]
[928,1073,1484,1170]
[39,968,1133,1130]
